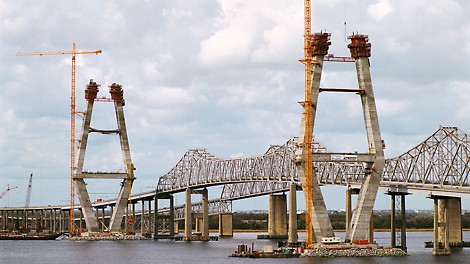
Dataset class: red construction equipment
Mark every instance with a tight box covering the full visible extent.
[0,185,18,199]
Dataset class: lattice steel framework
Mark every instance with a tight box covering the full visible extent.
[157,126,470,201]
[383,126,470,190]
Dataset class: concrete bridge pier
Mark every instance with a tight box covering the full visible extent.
[183,188,210,240]
[268,193,287,237]
[429,195,462,256]
[288,183,298,244]
[219,213,233,237]
[154,193,175,239]
[184,188,192,239]
[192,188,209,238]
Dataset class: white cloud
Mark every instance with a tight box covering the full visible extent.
[384,38,412,54]
[1,0,470,211]
[426,0,462,16]
[376,99,410,117]
[367,0,395,21]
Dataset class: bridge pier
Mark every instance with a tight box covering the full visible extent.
[190,188,209,239]
[429,195,462,255]
[154,193,175,239]
[219,213,233,237]
[288,183,298,244]
[268,193,287,237]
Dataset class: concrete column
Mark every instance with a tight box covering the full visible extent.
[58,210,62,232]
[195,217,203,233]
[184,188,192,239]
[345,188,360,241]
[369,210,374,243]
[23,210,28,231]
[219,213,233,237]
[401,194,407,251]
[53,210,56,233]
[346,189,352,236]
[101,207,106,231]
[433,197,451,255]
[132,202,136,233]
[174,221,179,234]
[391,194,396,247]
[288,184,298,244]
[15,211,19,231]
[448,197,462,244]
[169,195,175,236]
[268,195,275,235]
[154,194,158,237]
[147,200,152,235]
[202,188,209,238]
[268,194,287,236]
[141,201,145,234]
[124,204,128,233]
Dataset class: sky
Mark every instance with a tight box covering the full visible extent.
[1,0,470,211]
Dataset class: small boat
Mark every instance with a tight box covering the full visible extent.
[0,233,62,240]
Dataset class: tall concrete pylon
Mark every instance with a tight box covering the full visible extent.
[74,80,136,233]
[296,32,385,244]
[295,32,335,244]
[345,34,385,242]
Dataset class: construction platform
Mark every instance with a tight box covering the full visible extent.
[174,236,218,241]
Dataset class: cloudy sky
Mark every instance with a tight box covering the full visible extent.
[1,0,469,210]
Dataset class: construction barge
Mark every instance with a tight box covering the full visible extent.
[0,232,62,240]
[230,240,407,258]
[229,244,301,258]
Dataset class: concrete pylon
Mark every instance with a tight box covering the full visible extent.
[345,34,385,242]
[295,32,335,244]
[74,80,136,233]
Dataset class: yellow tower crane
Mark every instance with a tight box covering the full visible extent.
[302,0,315,247]
[17,43,102,233]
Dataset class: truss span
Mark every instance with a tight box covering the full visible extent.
[157,139,300,193]
[157,126,470,199]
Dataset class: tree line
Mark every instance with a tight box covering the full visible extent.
[204,211,470,230]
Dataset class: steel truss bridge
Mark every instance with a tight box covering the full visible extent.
[2,126,469,220]
[157,126,470,206]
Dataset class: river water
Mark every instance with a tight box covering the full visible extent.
[1,231,469,264]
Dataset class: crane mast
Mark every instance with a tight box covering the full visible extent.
[17,43,101,233]
[25,173,33,208]
[302,0,314,247]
